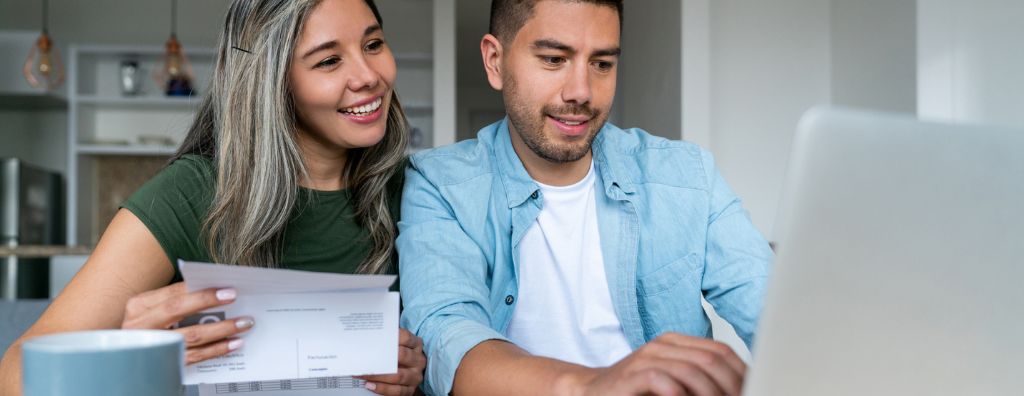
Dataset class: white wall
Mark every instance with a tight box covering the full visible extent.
[682,0,833,361]
[455,0,504,141]
[832,0,917,114]
[618,0,681,140]
[0,110,66,172]
[687,0,917,237]
[705,0,833,237]
[918,0,1024,127]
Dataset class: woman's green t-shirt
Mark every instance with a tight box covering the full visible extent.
[121,154,402,281]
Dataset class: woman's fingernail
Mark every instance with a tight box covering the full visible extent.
[235,317,255,329]
[364,382,377,391]
[216,288,237,301]
[227,339,244,351]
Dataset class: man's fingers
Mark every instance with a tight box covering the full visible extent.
[641,344,742,395]
[175,316,254,347]
[621,368,688,396]
[653,333,747,376]
[185,338,244,365]
[646,359,725,396]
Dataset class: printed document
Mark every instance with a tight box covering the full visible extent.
[178,260,399,387]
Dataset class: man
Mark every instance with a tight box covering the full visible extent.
[398,1,772,395]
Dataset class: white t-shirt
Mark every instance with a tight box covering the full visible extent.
[505,163,633,367]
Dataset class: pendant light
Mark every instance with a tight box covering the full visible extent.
[155,0,195,96]
[22,0,65,90]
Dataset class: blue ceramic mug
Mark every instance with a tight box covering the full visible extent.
[22,330,184,396]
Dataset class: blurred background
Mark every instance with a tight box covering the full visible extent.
[1,0,1022,356]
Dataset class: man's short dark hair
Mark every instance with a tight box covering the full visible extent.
[489,0,624,44]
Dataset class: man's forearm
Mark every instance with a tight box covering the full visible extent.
[451,340,598,396]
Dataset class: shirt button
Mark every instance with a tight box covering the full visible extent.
[505,295,515,305]
[530,191,538,199]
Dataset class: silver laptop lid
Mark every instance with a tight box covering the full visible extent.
[745,108,1024,396]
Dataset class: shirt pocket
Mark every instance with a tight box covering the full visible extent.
[636,252,710,339]
[637,252,701,297]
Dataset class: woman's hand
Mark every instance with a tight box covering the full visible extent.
[357,328,427,396]
[121,282,254,364]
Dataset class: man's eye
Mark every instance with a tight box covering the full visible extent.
[541,56,566,65]
[594,61,615,71]
[315,57,340,68]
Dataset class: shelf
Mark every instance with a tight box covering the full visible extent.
[76,144,177,156]
[76,95,201,108]
[0,92,67,111]
[0,245,92,258]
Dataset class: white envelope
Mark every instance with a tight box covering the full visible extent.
[179,261,399,385]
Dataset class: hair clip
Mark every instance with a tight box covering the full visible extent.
[231,46,252,54]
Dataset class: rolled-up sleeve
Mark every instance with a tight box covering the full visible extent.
[397,160,509,396]
[698,149,773,349]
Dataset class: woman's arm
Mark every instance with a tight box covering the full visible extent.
[0,209,250,394]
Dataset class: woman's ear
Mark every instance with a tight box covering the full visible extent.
[480,34,504,91]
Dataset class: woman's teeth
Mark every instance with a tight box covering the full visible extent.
[340,97,382,116]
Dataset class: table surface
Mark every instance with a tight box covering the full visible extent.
[0,245,92,258]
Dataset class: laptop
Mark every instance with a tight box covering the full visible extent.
[744,108,1024,395]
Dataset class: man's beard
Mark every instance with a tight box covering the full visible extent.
[503,75,606,164]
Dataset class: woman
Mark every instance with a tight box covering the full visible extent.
[0,1,424,395]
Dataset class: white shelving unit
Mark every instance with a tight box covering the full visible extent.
[64,44,215,246]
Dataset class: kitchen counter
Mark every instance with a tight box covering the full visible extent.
[0,245,92,258]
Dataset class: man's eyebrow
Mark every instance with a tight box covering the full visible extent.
[531,39,621,58]
[592,47,621,57]
[532,39,575,55]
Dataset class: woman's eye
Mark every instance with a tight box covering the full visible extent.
[366,39,385,52]
[315,57,340,69]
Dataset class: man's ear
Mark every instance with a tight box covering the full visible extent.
[481,34,504,91]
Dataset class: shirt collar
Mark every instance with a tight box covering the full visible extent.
[493,118,637,208]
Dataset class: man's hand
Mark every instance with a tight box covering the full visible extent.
[561,333,746,396]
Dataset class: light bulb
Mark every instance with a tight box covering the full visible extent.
[154,35,195,96]
[23,32,65,90]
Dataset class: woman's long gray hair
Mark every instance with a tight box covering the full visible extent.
[173,0,408,274]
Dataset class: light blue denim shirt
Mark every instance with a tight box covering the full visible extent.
[398,119,772,395]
